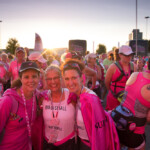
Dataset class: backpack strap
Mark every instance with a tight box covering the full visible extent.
[111,61,125,98]
[111,61,134,98]
[113,61,125,82]
[113,61,134,82]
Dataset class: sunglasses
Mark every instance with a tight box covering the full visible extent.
[46,76,60,82]
[63,63,81,72]
[16,47,24,52]
[121,53,132,57]
[71,51,82,60]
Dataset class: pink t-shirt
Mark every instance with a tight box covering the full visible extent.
[9,60,22,81]
[0,65,7,96]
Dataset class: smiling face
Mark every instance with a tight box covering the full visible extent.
[138,59,144,69]
[89,57,96,64]
[1,54,8,62]
[63,69,83,96]
[45,69,61,92]
[16,51,25,61]
[20,69,40,93]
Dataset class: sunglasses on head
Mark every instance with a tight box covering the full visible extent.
[16,47,24,51]
[70,51,82,60]
[63,63,81,72]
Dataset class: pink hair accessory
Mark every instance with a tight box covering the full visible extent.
[67,92,78,104]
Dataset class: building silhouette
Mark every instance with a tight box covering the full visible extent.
[128,29,148,56]
[129,29,143,40]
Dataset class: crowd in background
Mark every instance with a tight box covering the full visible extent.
[0,45,150,150]
[0,46,148,98]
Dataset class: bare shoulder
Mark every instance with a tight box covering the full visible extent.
[105,63,117,83]
[84,65,91,72]
[83,65,96,75]
[106,63,117,73]
[126,72,139,86]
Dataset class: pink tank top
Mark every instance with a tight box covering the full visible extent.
[0,65,7,96]
[9,60,22,81]
[122,72,150,116]
[122,72,150,134]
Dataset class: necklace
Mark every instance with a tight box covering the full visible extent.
[21,88,35,137]
[50,89,63,118]
[48,89,63,144]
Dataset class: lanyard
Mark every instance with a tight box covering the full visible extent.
[50,89,63,118]
[21,88,35,137]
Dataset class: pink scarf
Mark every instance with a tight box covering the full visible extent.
[79,93,120,150]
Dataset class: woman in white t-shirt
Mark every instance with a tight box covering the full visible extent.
[42,64,75,150]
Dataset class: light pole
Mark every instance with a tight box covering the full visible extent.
[135,0,138,56]
[145,16,150,39]
[93,41,95,53]
[0,20,2,50]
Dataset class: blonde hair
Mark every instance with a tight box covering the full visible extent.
[45,64,61,78]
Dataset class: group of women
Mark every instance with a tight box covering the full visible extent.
[1,45,150,150]
[0,48,119,150]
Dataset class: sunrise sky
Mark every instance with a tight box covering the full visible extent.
[0,0,150,52]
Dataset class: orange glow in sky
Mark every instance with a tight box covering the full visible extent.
[0,0,150,53]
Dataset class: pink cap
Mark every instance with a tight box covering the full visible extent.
[28,52,47,63]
